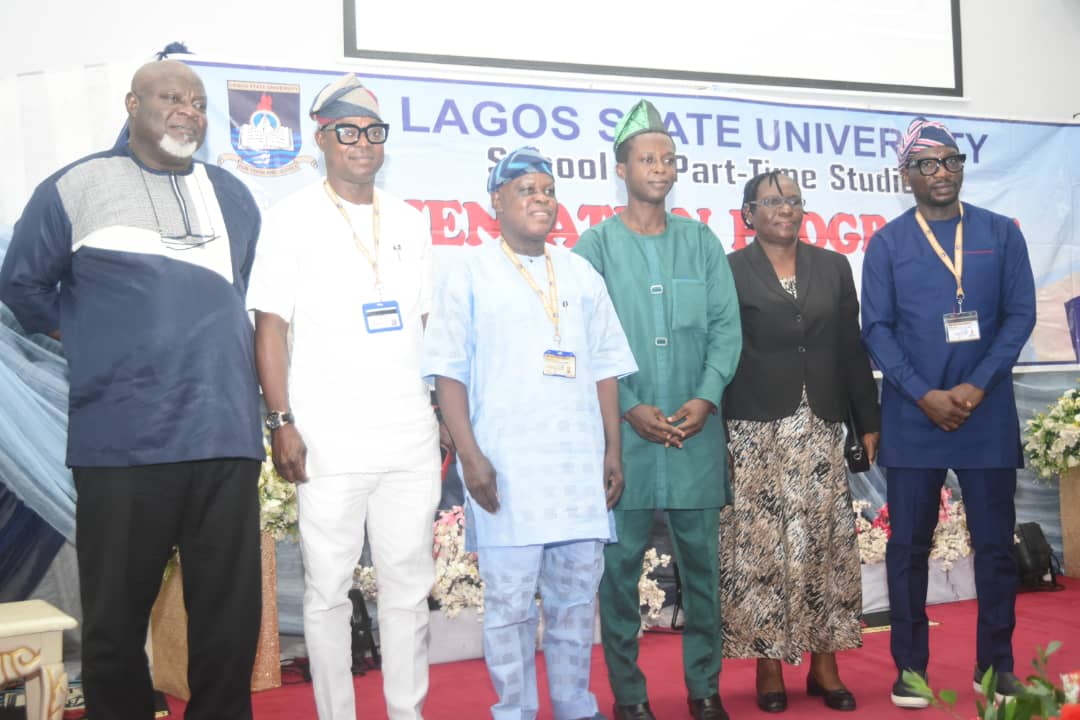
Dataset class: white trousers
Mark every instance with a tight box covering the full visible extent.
[298,463,441,720]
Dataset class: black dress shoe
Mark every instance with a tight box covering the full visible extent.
[688,693,730,720]
[757,690,788,713]
[612,702,656,720]
[807,673,857,711]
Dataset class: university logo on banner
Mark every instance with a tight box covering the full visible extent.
[218,80,316,177]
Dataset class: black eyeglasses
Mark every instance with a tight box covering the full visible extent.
[750,196,806,210]
[907,153,966,176]
[321,123,390,145]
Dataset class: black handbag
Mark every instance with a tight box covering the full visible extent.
[1013,522,1063,591]
[843,407,870,473]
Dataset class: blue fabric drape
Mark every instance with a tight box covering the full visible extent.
[0,226,76,542]
[0,478,64,600]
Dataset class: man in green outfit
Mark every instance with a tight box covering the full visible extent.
[573,99,742,720]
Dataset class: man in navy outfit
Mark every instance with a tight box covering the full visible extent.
[861,117,1036,709]
[0,60,264,720]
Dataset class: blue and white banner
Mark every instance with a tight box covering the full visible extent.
[187,60,1080,368]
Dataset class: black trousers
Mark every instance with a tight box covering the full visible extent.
[74,458,262,720]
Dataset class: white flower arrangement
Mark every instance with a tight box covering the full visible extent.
[429,505,484,617]
[353,508,673,624]
[354,505,484,619]
[853,488,971,569]
[1024,385,1080,480]
[638,547,671,629]
[930,487,971,570]
[853,499,889,565]
[1065,668,1080,705]
[352,564,377,600]
[259,442,299,541]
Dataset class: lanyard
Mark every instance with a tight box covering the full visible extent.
[914,204,965,310]
[324,180,383,297]
[500,240,561,344]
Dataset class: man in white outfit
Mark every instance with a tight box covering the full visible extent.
[247,73,441,720]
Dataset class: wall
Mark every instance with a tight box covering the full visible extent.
[1,0,1077,224]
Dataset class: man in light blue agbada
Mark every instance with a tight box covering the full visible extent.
[421,146,637,720]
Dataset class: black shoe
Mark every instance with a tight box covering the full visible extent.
[807,673,856,711]
[891,670,930,709]
[757,690,788,713]
[613,702,656,720]
[688,693,729,720]
[973,667,1025,702]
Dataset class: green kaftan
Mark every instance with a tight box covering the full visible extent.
[573,213,742,510]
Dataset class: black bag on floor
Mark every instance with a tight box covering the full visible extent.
[1013,522,1063,591]
[349,588,381,673]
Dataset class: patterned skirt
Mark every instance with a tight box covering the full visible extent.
[719,391,862,662]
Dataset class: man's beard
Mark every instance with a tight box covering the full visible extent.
[159,134,199,160]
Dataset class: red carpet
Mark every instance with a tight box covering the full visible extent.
[168,578,1080,719]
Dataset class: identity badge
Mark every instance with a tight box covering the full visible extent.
[543,349,576,378]
[363,300,403,333]
[943,311,980,343]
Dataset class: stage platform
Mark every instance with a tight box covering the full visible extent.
[163,578,1080,720]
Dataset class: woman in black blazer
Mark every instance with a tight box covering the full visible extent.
[719,171,880,713]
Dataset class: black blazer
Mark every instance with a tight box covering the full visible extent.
[723,240,880,433]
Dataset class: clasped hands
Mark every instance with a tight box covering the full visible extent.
[917,382,986,432]
[624,398,715,449]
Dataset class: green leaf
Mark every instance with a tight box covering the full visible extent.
[901,669,935,701]
[982,667,997,698]
[1026,681,1052,696]
[939,689,957,706]
[1046,640,1062,656]
[1014,695,1040,720]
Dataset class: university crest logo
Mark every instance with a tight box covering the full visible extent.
[219,80,316,177]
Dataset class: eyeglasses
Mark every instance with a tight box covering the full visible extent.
[750,196,806,210]
[906,153,966,176]
[321,123,390,145]
[139,169,219,250]
[160,185,219,249]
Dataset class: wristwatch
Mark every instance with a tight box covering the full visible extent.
[265,411,294,431]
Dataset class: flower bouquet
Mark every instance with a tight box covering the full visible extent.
[1025,384,1080,576]
[639,547,672,629]
[258,445,299,541]
[355,507,673,626]
[430,505,484,618]
[854,487,970,568]
[354,505,484,619]
[1025,385,1080,480]
[853,499,890,565]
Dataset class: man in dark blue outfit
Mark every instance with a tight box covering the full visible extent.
[0,60,264,720]
[861,117,1036,709]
